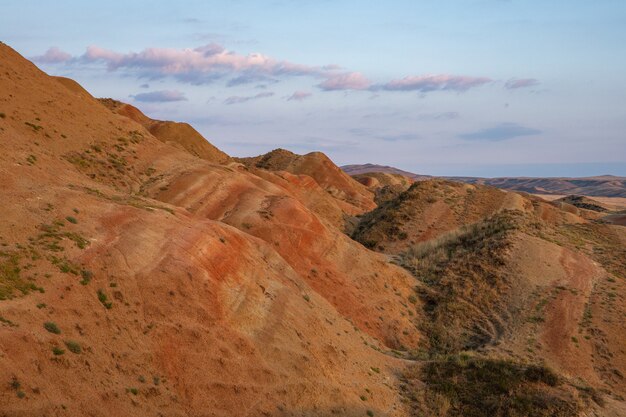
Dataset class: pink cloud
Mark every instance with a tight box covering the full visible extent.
[53,43,497,96]
[132,90,187,103]
[81,44,325,84]
[317,72,371,91]
[505,78,540,89]
[32,47,72,64]
[287,91,312,101]
[380,75,492,92]
[224,92,274,105]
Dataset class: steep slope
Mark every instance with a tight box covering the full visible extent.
[97,98,231,165]
[239,149,376,213]
[0,43,418,417]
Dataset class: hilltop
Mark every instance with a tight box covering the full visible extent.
[342,163,626,198]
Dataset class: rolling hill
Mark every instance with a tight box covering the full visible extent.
[1,42,625,417]
[342,164,626,198]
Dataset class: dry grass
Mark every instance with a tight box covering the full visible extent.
[402,355,585,417]
[398,211,522,353]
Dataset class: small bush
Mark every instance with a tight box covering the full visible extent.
[64,340,82,354]
[44,321,61,334]
[80,269,93,285]
[52,346,65,355]
[127,387,139,395]
[65,216,78,224]
[97,289,112,309]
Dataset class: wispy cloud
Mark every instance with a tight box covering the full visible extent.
[32,47,71,64]
[47,43,525,97]
[287,91,312,101]
[505,78,540,89]
[459,122,541,141]
[132,90,187,102]
[378,75,492,92]
[224,91,274,105]
[80,43,327,85]
[317,72,371,91]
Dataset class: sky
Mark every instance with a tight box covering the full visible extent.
[2,0,625,177]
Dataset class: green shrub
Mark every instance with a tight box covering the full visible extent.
[97,289,112,309]
[80,269,93,285]
[52,346,65,355]
[65,216,78,224]
[64,340,82,354]
[44,321,61,334]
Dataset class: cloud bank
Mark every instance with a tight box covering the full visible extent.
[33,44,514,96]
[32,47,71,64]
[379,75,492,92]
[132,90,187,102]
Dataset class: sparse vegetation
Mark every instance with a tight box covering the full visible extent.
[403,356,582,417]
[97,289,112,309]
[44,321,61,334]
[64,340,82,354]
[80,269,93,285]
[52,346,65,355]
[65,216,78,224]
[0,251,44,300]
[399,211,522,353]
[24,121,43,131]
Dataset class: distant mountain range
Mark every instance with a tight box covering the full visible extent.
[342,164,626,197]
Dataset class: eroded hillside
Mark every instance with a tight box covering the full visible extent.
[1,42,625,417]
[0,43,420,417]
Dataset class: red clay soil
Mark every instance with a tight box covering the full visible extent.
[0,43,415,417]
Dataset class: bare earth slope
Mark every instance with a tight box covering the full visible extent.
[97,98,231,165]
[0,43,419,417]
[240,149,376,213]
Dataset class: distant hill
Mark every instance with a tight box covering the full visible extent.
[342,164,626,197]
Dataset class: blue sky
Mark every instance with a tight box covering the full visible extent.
[2,0,625,177]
